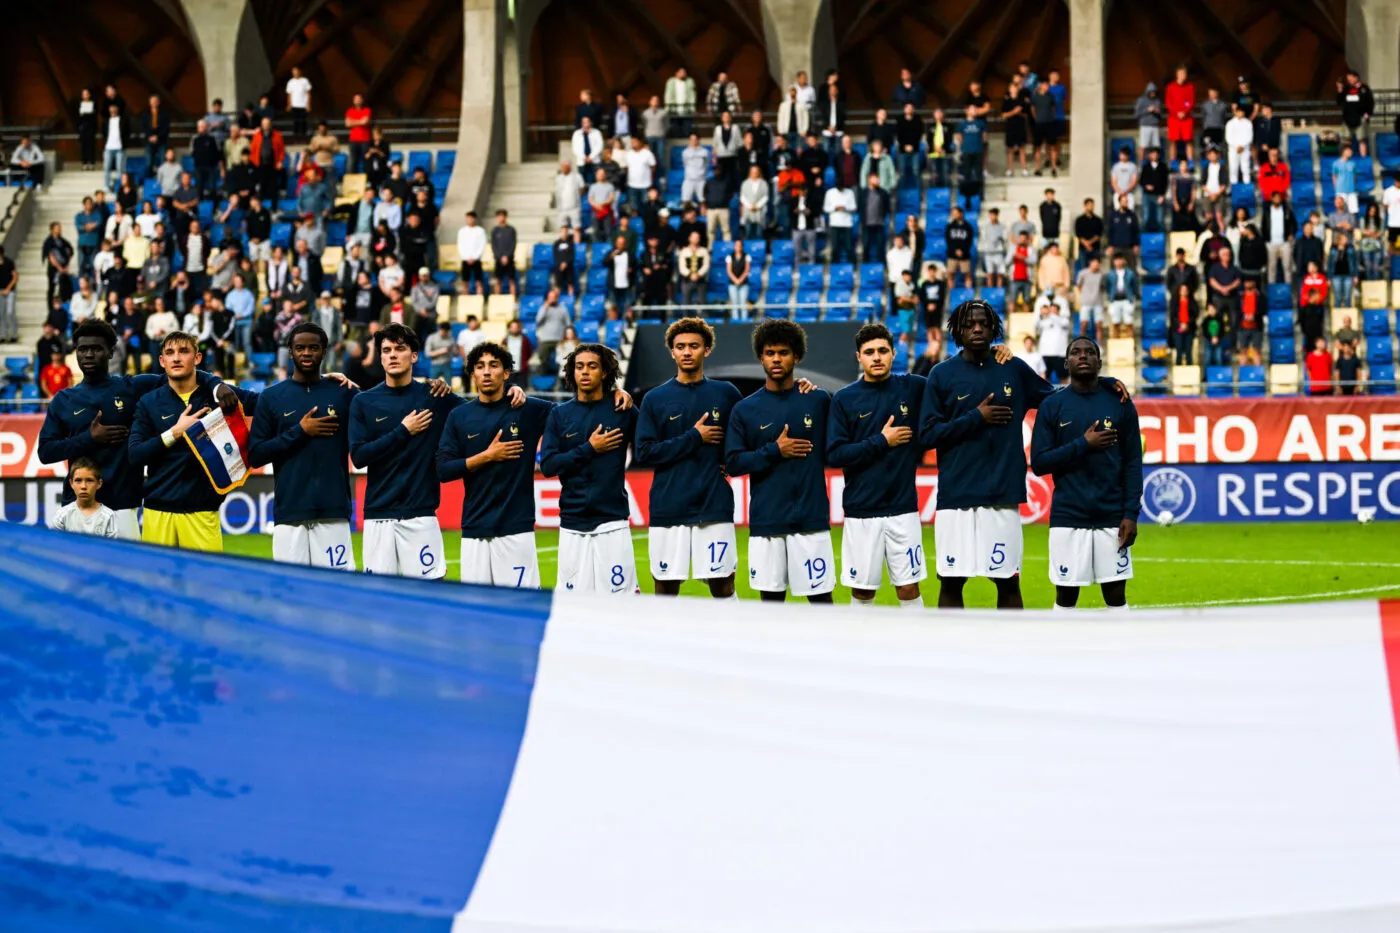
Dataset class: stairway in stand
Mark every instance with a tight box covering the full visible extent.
[484,155,561,257]
[11,168,109,350]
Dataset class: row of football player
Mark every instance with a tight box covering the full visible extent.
[40,305,1143,609]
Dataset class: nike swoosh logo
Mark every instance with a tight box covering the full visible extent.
[162,414,175,421]
[759,423,772,430]
[668,414,681,421]
[858,411,872,418]
[420,567,435,576]
[73,408,86,415]
[957,394,970,401]
[283,410,296,417]
[376,416,388,422]
[565,432,578,438]
[1060,420,1072,427]
[467,433,480,439]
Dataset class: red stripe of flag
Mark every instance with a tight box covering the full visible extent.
[1382,600,1400,754]
[225,406,251,460]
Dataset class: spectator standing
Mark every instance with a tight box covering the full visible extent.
[1170,284,1198,363]
[1224,105,1254,183]
[1074,199,1103,270]
[819,86,847,159]
[345,94,372,172]
[641,96,669,171]
[638,234,672,312]
[1015,336,1045,380]
[587,167,618,244]
[885,234,913,314]
[1332,144,1358,213]
[535,289,572,375]
[1034,290,1071,382]
[1140,147,1168,232]
[74,198,103,279]
[1104,252,1138,339]
[1165,67,1196,163]
[725,239,752,320]
[665,68,697,138]
[627,137,656,209]
[554,161,583,231]
[739,167,769,240]
[1107,195,1140,263]
[955,106,985,184]
[704,172,732,242]
[0,247,16,344]
[917,263,947,356]
[1008,232,1037,309]
[1038,241,1071,295]
[138,96,169,179]
[1200,88,1229,152]
[926,108,953,188]
[1235,278,1263,366]
[776,87,810,151]
[895,104,925,188]
[1134,83,1163,155]
[1110,146,1139,209]
[305,122,339,175]
[191,121,222,199]
[249,118,286,203]
[491,211,518,296]
[680,134,708,203]
[1200,148,1228,222]
[1327,231,1357,308]
[712,112,741,193]
[1046,70,1067,146]
[981,207,1009,288]
[1039,187,1062,242]
[1002,78,1031,177]
[1207,246,1243,329]
[77,88,99,169]
[860,173,891,262]
[102,105,127,191]
[154,148,182,197]
[573,90,605,129]
[1335,340,1364,395]
[1074,256,1105,340]
[706,71,741,117]
[1258,148,1290,203]
[1254,103,1282,163]
[859,138,897,193]
[824,183,856,263]
[1236,222,1266,287]
[1293,219,1324,275]
[1336,70,1375,156]
[944,206,974,286]
[1030,79,1059,176]
[423,321,454,382]
[1358,202,1387,281]
[677,231,709,306]
[571,117,604,169]
[1305,338,1333,395]
[42,223,74,305]
[1171,159,1198,232]
[611,94,634,143]
[284,67,312,139]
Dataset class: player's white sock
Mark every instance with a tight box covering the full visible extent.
[1052,603,1076,612]
[721,593,738,601]
[853,596,875,607]
[1105,603,1130,614]
[897,597,922,610]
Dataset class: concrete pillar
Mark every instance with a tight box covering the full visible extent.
[502,24,526,164]
[441,0,506,238]
[1067,0,1107,212]
[1347,0,1400,89]
[176,0,272,109]
[759,0,836,89]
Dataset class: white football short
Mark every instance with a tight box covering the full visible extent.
[272,519,357,570]
[461,531,540,588]
[1047,527,1133,587]
[841,512,928,589]
[749,530,836,596]
[935,506,1023,579]
[112,508,141,541]
[1108,299,1134,326]
[557,520,637,594]
[648,522,738,581]
[363,516,446,579]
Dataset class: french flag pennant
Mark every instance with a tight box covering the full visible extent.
[183,406,252,495]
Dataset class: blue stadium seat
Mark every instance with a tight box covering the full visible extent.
[432,271,456,288]
[1268,336,1296,364]
[557,293,575,314]
[923,239,947,261]
[948,287,974,309]
[408,151,433,176]
[1267,282,1293,309]
[982,287,1006,315]
[665,169,685,191]
[1287,134,1312,161]
[1141,232,1167,259]
[794,295,822,322]
[277,199,298,216]
[270,223,292,248]
[770,240,795,266]
[797,264,824,289]
[531,242,553,268]
[827,288,853,307]
[580,295,606,320]
[519,295,543,321]
[1362,308,1391,336]
[524,267,550,295]
[712,240,735,262]
[1111,138,1135,163]
[830,263,855,289]
[763,287,793,312]
[1205,366,1234,397]
[959,194,981,216]
[326,220,347,246]
[1366,336,1394,364]
[436,150,456,174]
[1354,157,1376,193]
[331,153,347,178]
[1392,255,1400,279]
[708,261,729,286]
[1142,310,1168,341]
[584,267,609,292]
[1230,183,1256,211]
[1377,133,1400,171]
[250,352,276,378]
[767,265,793,290]
[603,319,625,349]
[706,280,728,303]
[744,239,767,265]
[858,264,884,289]
[1370,362,1396,394]
[126,155,148,178]
[590,242,610,266]
[530,375,556,392]
[927,188,951,210]
[1141,365,1169,394]
[1141,284,1167,313]
[669,147,686,170]
[856,288,884,316]
[1267,311,1295,337]
[429,170,451,192]
[573,247,588,269]
[1237,365,1266,397]
[896,188,922,212]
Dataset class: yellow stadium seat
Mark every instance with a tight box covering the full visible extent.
[320,245,343,276]
[1008,312,1036,343]
[481,244,495,273]
[1268,363,1299,394]
[1170,364,1201,396]
[1330,307,1357,336]
[1106,337,1136,369]
[486,294,516,322]
[340,173,367,201]
[480,319,508,341]
[1360,280,1388,309]
[1168,231,1195,260]
[436,294,455,323]
[457,294,485,323]
[1392,281,1400,309]
[515,243,530,270]
[438,243,459,271]
[1098,366,1129,392]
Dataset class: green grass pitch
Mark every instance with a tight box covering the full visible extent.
[221,522,1400,609]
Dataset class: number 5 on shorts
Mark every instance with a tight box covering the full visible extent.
[989,542,1006,568]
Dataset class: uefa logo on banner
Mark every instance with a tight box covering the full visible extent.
[1142,467,1197,524]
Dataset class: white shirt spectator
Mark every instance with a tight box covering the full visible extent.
[70,290,100,321]
[48,502,118,537]
[378,261,405,294]
[555,169,583,212]
[456,223,487,262]
[1016,345,1046,379]
[611,250,630,288]
[1383,182,1400,228]
[823,186,856,228]
[457,325,485,356]
[285,76,312,110]
[105,117,124,152]
[1203,160,1226,195]
[1033,293,1072,357]
[571,127,604,166]
[105,212,133,243]
[794,83,817,109]
[626,148,656,189]
[144,309,180,342]
[885,244,913,285]
[135,212,162,239]
[1224,116,1254,152]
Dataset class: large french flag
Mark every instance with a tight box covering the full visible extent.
[1,522,1398,933]
[183,407,251,494]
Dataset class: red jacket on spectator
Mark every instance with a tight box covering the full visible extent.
[1164,81,1195,122]
[1300,271,1329,306]
[1305,348,1332,395]
[1259,161,1291,202]
[249,128,286,169]
[40,362,72,398]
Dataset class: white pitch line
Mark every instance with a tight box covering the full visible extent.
[1149,583,1400,609]
[1023,554,1400,569]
